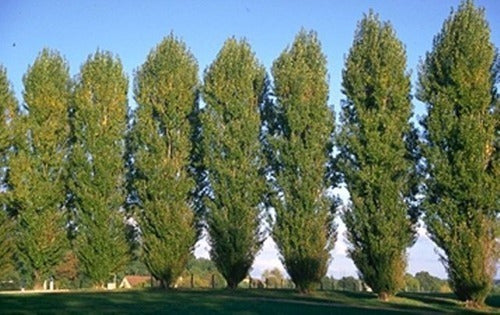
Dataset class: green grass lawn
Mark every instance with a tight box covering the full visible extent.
[0,289,498,314]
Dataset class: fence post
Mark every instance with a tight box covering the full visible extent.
[248,276,252,289]
[190,273,194,289]
[211,274,215,289]
[320,280,323,291]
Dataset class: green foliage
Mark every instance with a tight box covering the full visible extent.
[176,256,226,288]
[321,276,337,291]
[262,268,285,282]
[185,256,219,274]
[338,276,361,292]
[0,66,17,275]
[201,38,267,289]
[54,250,79,289]
[337,13,419,300]
[8,50,70,288]
[404,273,421,292]
[123,256,149,277]
[0,66,17,172]
[417,0,498,306]
[262,268,285,288]
[494,280,500,294]
[267,30,336,293]
[412,272,451,293]
[132,34,199,288]
[121,223,147,276]
[70,51,130,287]
[0,210,14,275]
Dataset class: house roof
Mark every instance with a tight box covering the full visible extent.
[122,275,151,287]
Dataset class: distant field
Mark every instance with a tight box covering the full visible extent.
[0,289,499,314]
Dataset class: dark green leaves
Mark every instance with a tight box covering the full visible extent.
[70,51,130,287]
[269,30,336,293]
[9,49,71,287]
[0,68,16,274]
[417,0,498,306]
[132,34,199,288]
[337,13,418,299]
[201,38,267,289]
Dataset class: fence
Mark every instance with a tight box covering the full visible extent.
[146,274,366,292]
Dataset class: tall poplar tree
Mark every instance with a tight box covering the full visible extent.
[0,66,17,274]
[417,0,498,307]
[268,30,336,293]
[70,51,130,287]
[0,210,14,275]
[132,35,199,289]
[201,38,267,289]
[337,13,419,301]
[9,50,70,288]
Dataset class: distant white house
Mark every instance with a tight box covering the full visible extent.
[119,275,152,289]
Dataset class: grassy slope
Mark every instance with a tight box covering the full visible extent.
[0,289,498,314]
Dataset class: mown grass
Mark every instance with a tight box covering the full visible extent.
[0,289,498,314]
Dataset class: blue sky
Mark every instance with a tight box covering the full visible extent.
[1,0,498,279]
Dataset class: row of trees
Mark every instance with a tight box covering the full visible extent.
[405,272,452,293]
[0,0,496,307]
[336,10,420,302]
[0,50,131,289]
[337,1,496,306]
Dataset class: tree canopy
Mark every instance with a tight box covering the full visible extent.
[337,12,419,300]
[70,51,130,287]
[9,50,71,288]
[417,0,498,307]
[0,66,17,276]
[268,30,336,293]
[201,38,267,289]
[132,34,199,289]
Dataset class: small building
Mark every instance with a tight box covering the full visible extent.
[119,275,152,289]
[242,276,264,288]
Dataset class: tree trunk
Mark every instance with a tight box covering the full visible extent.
[33,281,44,290]
[227,280,237,290]
[378,292,390,302]
[465,299,484,309]
[94,282,105,290]
[33,272,43,290]
[160,279,170,290]
[297,283,310,294]
[298,288,310,294]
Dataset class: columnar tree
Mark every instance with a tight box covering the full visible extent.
[9,50,70,288]
[268,30,336,293]
[417,0,498,307]
[70,51,130,287]
[132,35,199,289]
[201,38,267,289]
[0,66,17,274]
[0,210,14,275]
[337,13,419,301]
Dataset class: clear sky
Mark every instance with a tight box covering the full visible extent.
[1,0,498,279]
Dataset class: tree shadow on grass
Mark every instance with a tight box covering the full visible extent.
[485,294,500,308]
[1,290,497,314]
[398,292,459,308]
[162,289,457,314]
[399,292,500,313]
